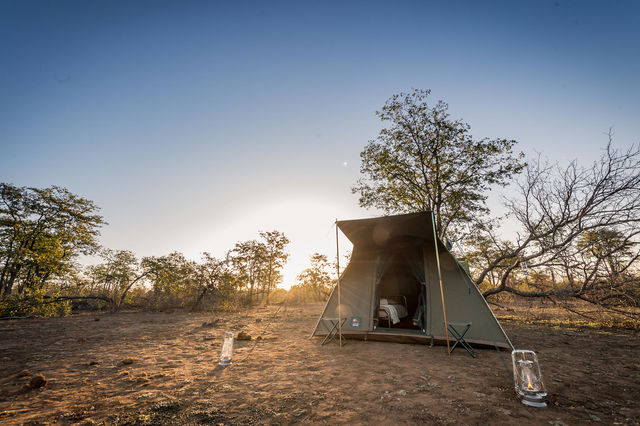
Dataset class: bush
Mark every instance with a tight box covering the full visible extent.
[0,289,71,318]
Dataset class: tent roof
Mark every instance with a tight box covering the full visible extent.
[337,212,436,247]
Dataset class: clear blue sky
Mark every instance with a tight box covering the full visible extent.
[1,0,639,287]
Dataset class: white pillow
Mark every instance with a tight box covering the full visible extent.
[380,298,388,305]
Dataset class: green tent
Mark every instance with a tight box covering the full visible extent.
[312,212,513,349]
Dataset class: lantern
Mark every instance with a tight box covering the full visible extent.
[511,350,547,407]
[219,331,234,366]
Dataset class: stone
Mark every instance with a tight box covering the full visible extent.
[29,374,47,389]
[236,331,252,340]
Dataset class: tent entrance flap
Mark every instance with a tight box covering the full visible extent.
[374,248,425,332]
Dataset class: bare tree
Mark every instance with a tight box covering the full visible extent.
[471,134,640,315]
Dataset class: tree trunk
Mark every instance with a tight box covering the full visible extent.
[191,287,209,312]
[115,272,150,311]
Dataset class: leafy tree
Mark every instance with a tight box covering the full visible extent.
[296,253,334,301]
[192,252,236,311]
[227,231,290,305]
[141,252,197,309]
[230,239,267,303]
[260,230,289,304]
[352,89,525,238]
[577,229,634,275]
[85,249,148,309]
[0,184,104,298]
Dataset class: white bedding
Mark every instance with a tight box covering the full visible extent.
[379,303,408,324]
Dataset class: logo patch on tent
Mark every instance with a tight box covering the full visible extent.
[351,317,361,327]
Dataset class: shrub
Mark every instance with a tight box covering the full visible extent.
[0,288,71,317]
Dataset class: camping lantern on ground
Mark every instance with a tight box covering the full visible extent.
[511,350,547,407]
[219,332,234,366]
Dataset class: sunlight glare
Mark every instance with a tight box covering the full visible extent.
[197,197,354,290]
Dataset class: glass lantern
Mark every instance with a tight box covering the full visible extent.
[219,331,234,366]
[511,350,547,407]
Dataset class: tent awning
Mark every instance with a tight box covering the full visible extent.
[337,212,436,247]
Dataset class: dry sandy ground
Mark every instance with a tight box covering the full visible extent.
[0,303,638,425]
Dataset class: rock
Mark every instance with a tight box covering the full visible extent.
[474,392,487,398]
[588,414,601,422]
[121,357,139,365]
[17,369,32,378]
[498,408,511,415]
[236,331,252,340]
[29,374,47,389]
[397,390,407,396]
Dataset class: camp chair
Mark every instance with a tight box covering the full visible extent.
[320,317,347,345]
[447,321,476,358]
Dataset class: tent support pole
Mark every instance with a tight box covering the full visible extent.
[431,211,451,356]
[336,220,342,348]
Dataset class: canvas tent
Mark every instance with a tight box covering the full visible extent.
[312,212,513,350]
